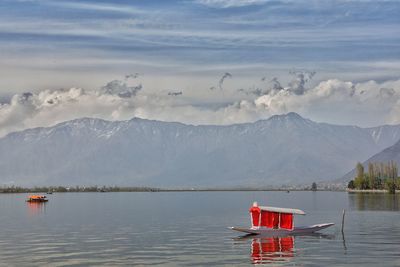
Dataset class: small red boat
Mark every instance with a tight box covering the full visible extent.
[26,195,48,203]
[230,202,334,235]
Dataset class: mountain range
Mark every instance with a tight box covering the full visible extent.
[1,112,400,187]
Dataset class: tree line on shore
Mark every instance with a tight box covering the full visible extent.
[347,161,399,193]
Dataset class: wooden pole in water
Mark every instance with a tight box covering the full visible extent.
[341,209,346,233]
[341,209,347,253]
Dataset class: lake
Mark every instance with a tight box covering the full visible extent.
[0,191,399,266]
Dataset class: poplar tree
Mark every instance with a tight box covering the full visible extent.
[354,162,365,189]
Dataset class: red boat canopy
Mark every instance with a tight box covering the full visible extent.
[249,202,304,230]
[28,195,46,199]
[258,206,305,215]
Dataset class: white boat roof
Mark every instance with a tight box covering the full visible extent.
[258,206,306,215]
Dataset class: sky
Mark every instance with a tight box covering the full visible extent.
[0,0,400,136]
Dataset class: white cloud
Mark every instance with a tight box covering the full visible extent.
[253,78,400,126]
[194,0,271,8]
[46,1,146,15]
[1,76,400,137]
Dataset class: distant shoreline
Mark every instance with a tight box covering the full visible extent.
[346,189,399,193]
[0,186,345,193]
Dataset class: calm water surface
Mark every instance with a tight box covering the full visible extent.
[0,191,399,266]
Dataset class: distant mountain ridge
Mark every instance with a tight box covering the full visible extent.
[1,112,400,187]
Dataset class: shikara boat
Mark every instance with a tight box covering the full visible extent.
[26,195,48,203]
[230,202,334,235]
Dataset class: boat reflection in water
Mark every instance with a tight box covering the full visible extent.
[251,236,294,264]
[234,233,335,265]
[27,201,47,216]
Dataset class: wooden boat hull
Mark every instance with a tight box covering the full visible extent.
[26,199,48,203]
[229,223,334,235]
